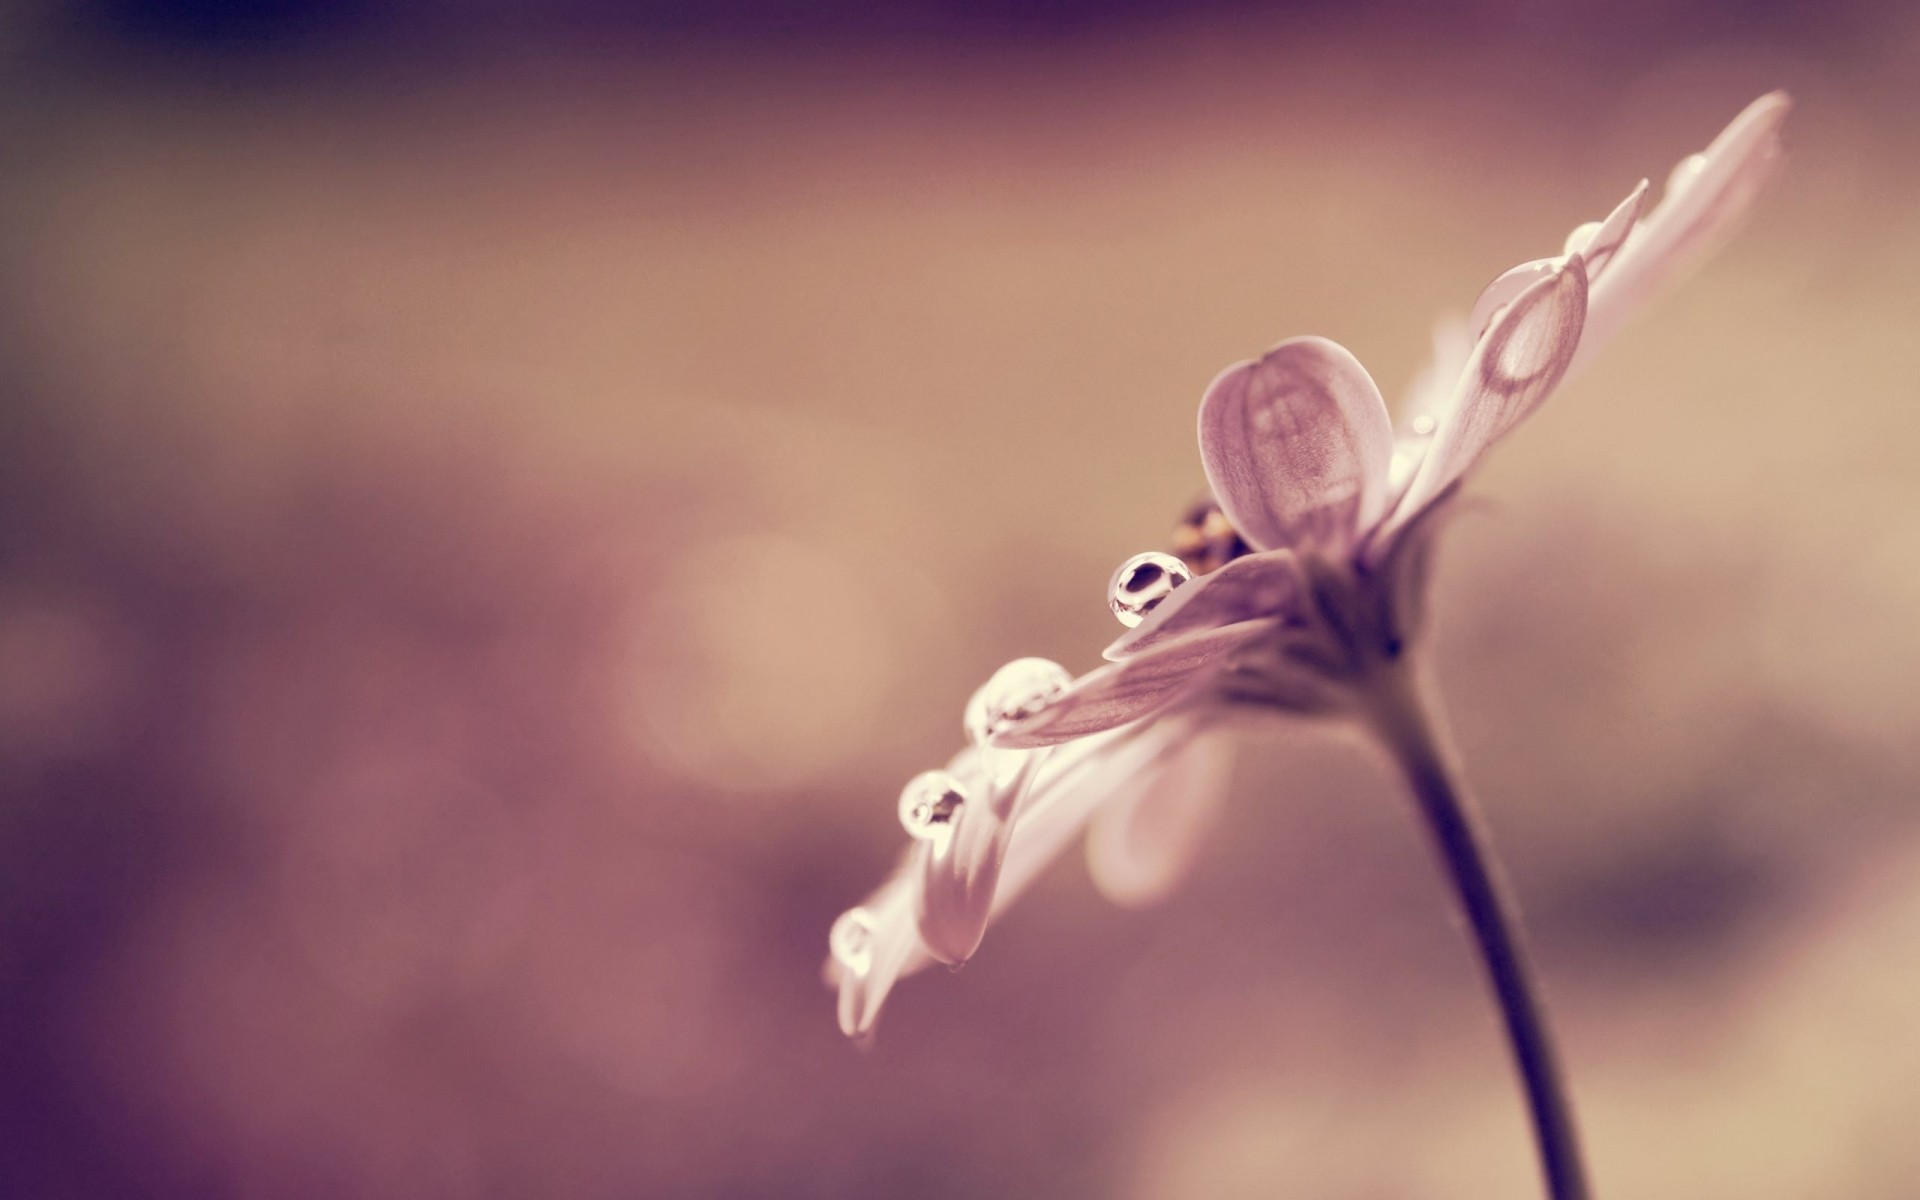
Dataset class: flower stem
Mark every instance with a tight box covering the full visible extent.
[1359,662,1591,1200]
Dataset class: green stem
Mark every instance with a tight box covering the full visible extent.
[1359,661,1592,1200]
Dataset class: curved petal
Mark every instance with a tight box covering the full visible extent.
[1103,549,1302,661]
[1198,337,1396,553]
[828,866,931,1039]
[1466,257,1561,346]
[992,617,1281,750]
[825,721,1194,1036]
[1086,724,1235,908]
[1398,317,1473,434]
[1383,317,1472,515]
[915,750,1043,965]
[1564,177,1650,281]
[1364,480,1458,644]
[992,719,1198,910]
[1580,91,1790,362]
[1381,255,1588,540]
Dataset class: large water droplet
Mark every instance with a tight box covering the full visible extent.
[830,907,876,976]
[965,657,1072,745]
[1108,551,1193,628]
[898,769,967,840]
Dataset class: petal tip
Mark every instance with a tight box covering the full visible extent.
[1749,89,1794,123]
[1717,90,1794,159]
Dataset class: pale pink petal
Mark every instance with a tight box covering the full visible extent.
[1197,337,1396,553]
[1103,550,1302,661]
[1580,91,1789,361]
[1367,480,1458,646]
[1382,317,1473,516]
[828,721,1197,1035]
[989,720,1197,910]
[915,750,1042,965]
[1086,724,1235,908]
[1381,256,1588,541]
[992,618,1283,750]
[1564,178,1650,281]
[1398,317,1473,435]
[1466,257,1561,346]
[1381,184,1642,534]
[829,867,931,1039]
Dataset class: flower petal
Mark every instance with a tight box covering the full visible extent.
[1369,481,1457,647]
[1086,724,1235,908]
[1465,257,1561,347]
[1564,177,1650,281]
[1103,549,1302,661]
[1580,91,1789,361]
[1381,255,1588,539]
[829,868,931,1039]
[992,719,1197,909]
[915,749,1042,965]
[1197,336,1396,553]
[1384,317,1472,508]
[991,617,1281,750]
[826,721,1194,1036]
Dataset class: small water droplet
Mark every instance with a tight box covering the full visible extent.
[1107,551,1193,628]
[1667,153,1707,197]
[1562,219,1602,257]
[1409,413,1436,437]
[830,907,876,977]
[1388,447,1420,491]
[898,769,968,840]
[965,657,1073,745]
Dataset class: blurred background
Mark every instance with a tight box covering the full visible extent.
[2,1,1917,1196]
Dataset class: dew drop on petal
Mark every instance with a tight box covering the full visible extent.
[1409,413,1437,437]
[830,907,876,977]
[1108,551,1194,628]
[1493,331,1558,391]
[1388,446,1420,492]
[1563,220,1602,257]
[897,769,967,840]
[1667,152,1707,197]
[964,657,1073,745]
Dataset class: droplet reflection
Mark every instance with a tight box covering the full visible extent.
[964,658,1072,745]
[1108,551,1194,628]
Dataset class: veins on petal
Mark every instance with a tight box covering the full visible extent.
[1197,337,1397,555]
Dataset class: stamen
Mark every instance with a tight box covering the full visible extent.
[1170,498,1253,575]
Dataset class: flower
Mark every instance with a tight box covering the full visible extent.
[827,91,1789,1038]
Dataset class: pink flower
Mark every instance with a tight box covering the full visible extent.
[827,92,1789,1038]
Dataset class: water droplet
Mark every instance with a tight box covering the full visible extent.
[1409,413,1437,437]
[965,657,1073,745]
[1562,219,1602,257]
[1667,153,1707,197]
[1107,551,1193,628]
[1388,447,1420,492]
[830,907,876,976]
[1492,312,1560,387]
[898,769,967,840]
